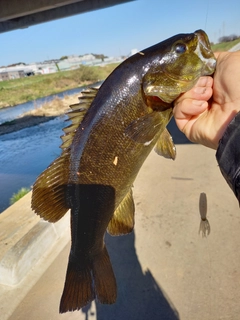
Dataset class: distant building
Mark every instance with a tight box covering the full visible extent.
[57,60,80,71]
[0,72,9,81]
[0,53,124,81]
[0,69,25,81]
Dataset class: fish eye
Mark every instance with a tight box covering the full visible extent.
[174,43,187,54]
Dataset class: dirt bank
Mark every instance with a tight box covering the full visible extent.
[0,93,80,136]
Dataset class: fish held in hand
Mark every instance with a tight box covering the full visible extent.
[31,30,216,313]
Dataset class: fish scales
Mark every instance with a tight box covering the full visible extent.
[31,30,216,313]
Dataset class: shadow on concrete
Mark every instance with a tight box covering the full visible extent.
[82,232,179,320]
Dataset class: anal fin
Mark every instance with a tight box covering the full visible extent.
[107,189,135,235]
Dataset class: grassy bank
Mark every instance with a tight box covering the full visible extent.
[0,63,119,109]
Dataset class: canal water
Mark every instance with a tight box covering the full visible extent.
[0,116,65,212]
[0,83,103,213]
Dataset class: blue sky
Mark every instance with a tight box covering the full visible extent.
[1,0,240,66]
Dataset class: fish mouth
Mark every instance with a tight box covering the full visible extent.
[194,29,216,75]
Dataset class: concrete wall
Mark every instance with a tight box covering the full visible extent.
[0,192,70,286]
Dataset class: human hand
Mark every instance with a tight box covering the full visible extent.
[173,51,240,149]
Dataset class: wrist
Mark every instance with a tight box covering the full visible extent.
[216,112,240,203]
[216,109,240,148]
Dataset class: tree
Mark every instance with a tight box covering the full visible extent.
[218,34,239,43]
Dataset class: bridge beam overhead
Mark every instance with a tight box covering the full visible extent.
[0,0,134,33]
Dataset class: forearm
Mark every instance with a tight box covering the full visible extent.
[216,112,240,204]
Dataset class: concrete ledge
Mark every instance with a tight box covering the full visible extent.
[0,221,56,285]
[0,191,70,286]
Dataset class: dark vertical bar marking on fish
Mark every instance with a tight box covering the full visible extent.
[60,184,117,313]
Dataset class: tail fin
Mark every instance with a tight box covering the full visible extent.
[93,246,117,304]
[59,246,117,313]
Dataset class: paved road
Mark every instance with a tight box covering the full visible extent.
[229,42,240,51]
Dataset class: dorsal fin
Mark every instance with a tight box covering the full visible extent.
[31,150,70,222]
[60,87,99,150]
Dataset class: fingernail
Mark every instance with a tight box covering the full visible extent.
[198,76,212,87]
[194,87,206,94]
[198,76,208,86]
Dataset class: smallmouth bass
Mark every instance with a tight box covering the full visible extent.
[31,30,216,313]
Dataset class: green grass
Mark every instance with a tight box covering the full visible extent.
[211,38,240,52]
[0,63,119,109]
[10,187,31,205]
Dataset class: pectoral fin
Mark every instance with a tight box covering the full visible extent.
[125,112,163,144]
[107,189,135,235]
[154,128,176,160]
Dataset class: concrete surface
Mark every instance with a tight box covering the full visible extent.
[0,193,70,320]
[1,143,240,320]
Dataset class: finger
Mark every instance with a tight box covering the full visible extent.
[173,98,208,120]
[174,85,211,117]
[196,76,213,88]
[175,76,213,104]
[193,85,213,101]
